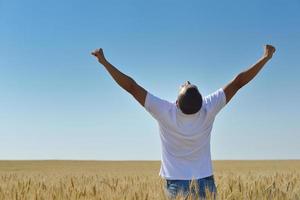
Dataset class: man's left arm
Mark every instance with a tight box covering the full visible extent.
[91,48,147,107]
[223,44,276,104]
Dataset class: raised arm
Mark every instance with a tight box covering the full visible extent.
[223,44,276,103]
[91,48,147,107]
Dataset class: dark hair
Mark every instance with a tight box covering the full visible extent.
[177,85,202,114]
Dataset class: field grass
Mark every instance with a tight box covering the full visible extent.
[0,160,299,200]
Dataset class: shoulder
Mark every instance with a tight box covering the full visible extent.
[144,92,174,118]
[202,88,226,116]
[203,88,226,105]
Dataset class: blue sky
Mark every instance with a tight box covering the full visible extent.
[0,0,299,160]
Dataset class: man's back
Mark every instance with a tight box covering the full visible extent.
[91,44,276,198]
[144,88,226,180]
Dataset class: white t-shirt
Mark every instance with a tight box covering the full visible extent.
[144,88,226,180]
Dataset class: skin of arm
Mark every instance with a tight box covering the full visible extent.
[223,44,276,103]
[91,48,147,107]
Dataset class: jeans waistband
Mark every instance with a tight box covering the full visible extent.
[202,175,214,180]
[166,175,214,182]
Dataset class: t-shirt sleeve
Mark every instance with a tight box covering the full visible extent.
[203,88,227,117]
[144,92,173,121]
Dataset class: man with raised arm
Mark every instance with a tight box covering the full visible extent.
[91,45,276,199]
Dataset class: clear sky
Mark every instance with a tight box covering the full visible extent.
[0,0,299,160]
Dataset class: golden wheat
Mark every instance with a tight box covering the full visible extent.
[0,160,299,200]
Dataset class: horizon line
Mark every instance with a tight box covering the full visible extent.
[0,159,299,161]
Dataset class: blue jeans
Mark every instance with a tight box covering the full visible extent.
[164,175,217,200]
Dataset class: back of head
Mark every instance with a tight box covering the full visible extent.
[177,85,202,114]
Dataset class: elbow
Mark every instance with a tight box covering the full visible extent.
[125,78,136,93]
[235,73,244,89]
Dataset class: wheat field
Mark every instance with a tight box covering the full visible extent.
[0,160,299,200]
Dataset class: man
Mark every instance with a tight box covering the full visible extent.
[91,45,276,199]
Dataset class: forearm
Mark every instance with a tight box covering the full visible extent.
[236,56,271,88]
[100,59,135,92]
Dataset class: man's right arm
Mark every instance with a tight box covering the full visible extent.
[223,44,276,103]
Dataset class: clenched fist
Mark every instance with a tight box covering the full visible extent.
[91,48,107,64]
[263,45,276,59]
